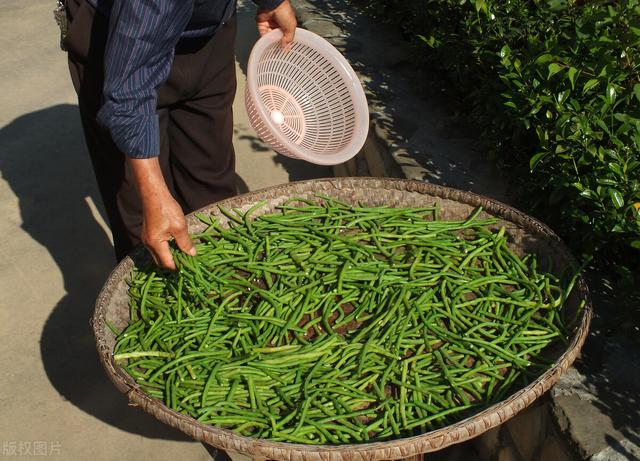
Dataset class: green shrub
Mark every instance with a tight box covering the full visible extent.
[362,0,640,274]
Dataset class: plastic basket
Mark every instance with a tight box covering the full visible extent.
[245,28,369,165]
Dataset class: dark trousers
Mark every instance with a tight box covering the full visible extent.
[65,0,238,260]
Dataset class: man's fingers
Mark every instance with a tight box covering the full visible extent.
[276,5,296,50]
[257,20,271,36]
[148,240,176,271]
[281,26,295,50]
[173,224,197,257]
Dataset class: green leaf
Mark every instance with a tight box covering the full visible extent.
[557,90,570,104]
[583,79,599,94]
[613,113,637,123]
[633,83,640,103]
[417,35,437,47]
[548,63,563,80]
[598,66,610,78]
[535,126,549,142]
[606,84,617,105]
[567,67,578,90]
[570,99,581,111]
[499,45,511,58]
[594,118,611,135]
[627,160,640,172]
[535,53,554,64]
[592,146,603,160]
[557,113,571,127]
[575,26,590,40]
[529,152,547,171]
[514,58,522,72]
[608,162,623,177]
[630,240,640,250]
[547,0,568,10]
[610,189,624,208]
[475,0,487,14]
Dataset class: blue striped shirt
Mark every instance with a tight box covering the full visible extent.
[93,0,283,159]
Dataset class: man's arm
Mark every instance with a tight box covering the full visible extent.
[97,0,195,269]
[98,0,193,159]
[129,158,196,270]
[98,0,295,269]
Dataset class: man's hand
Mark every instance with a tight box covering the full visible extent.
[129,157,196,270]
[256,0,297,49]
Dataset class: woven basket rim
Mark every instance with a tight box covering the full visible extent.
[92,177,592,460]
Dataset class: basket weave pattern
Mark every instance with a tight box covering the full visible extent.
[92,178,591,461]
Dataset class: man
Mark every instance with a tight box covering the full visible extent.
[64,0,296,269]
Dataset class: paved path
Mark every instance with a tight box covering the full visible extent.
[0,1,329,459]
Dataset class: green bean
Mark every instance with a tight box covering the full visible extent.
[114,351,175,361]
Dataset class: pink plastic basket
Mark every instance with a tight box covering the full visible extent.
[245,28,369,165]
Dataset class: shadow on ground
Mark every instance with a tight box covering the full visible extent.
[236,128,334,182]
[571,276,640,454]
[0,104,192,441]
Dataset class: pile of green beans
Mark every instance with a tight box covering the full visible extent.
[113,196,577,444]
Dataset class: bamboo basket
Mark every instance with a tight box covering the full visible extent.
[92,178,592,461]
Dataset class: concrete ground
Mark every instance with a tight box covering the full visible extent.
[0,1,329,459]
